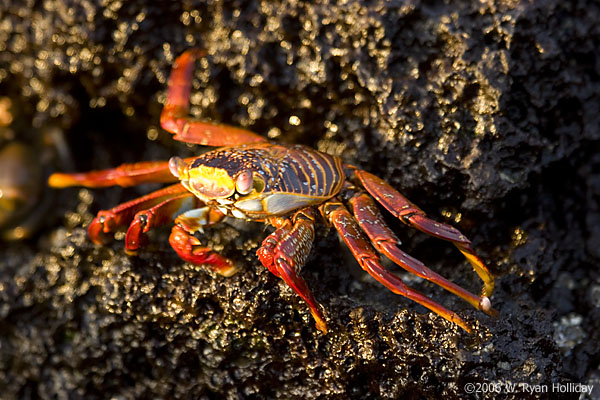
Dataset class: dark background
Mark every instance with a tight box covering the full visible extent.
[1,0,599,399]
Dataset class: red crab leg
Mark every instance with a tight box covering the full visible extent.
[257,208,327,333]
[320,200,472,332]
[125,193,198,254]
[169,208,236,277]
[352,168,495,300]
[350,192,497,316]
[48,158,195,188]
[86,183,189,244]
[160,49,267,146]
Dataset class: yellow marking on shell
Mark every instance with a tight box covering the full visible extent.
[188,165,235,198]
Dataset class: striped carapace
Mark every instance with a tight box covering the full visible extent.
[168,143,344,220]
[48,49,497,333]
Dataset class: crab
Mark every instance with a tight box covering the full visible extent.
[49,49,496,333]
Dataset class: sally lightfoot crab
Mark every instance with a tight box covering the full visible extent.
[49,49,496,333]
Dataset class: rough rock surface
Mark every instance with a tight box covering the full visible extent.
[1,0,599,399]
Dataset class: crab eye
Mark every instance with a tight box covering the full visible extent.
[168,157,188,179]
[236,170,253,194]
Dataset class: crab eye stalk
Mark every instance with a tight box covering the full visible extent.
[168,157,188,179]
[236,170,253,194]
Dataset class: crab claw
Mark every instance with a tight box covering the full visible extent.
[169,224,238,277]
[88,212,115,244]
[124,214,149,255]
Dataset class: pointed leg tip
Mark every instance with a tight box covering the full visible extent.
[48,173,75,188]
[480,296,492,311]
[459,321,473,334]
[313,313,328,334]
[442,312,472,333]
[316,322,328,334]
[480,296,499,317]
